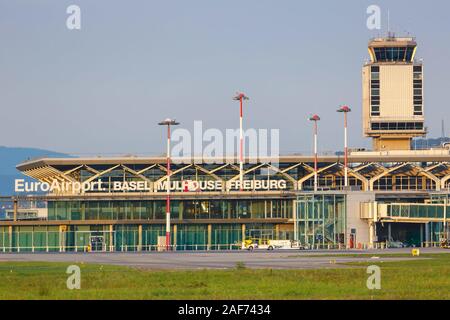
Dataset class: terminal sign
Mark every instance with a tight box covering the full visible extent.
[14,178,287,193]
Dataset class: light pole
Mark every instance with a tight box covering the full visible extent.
[158,118,180,250]
[233,92,249,191]
[309,114,320,192]
[337,105,351,188]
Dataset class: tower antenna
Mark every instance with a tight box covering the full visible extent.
[387,9,390,34]
[388,9,391,37]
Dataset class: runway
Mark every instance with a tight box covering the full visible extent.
[0,248,447,270]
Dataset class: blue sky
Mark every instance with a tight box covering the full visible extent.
[0,0,449,156]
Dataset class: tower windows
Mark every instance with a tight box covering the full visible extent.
[370,67,380,116]
[413,65,423,116]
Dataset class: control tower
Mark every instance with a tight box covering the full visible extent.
[362,34,426,151]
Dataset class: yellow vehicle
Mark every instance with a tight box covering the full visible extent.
[440,239,450,249]
[241,239,253,250]
[241,238,268,251]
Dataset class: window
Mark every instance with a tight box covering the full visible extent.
[370,72,380,116]
[406,47,415,61]
[371,106,380,116]
[371,122,424,131]
[414,105,423,116]
[397,122,406,130]
[373,46,415,62]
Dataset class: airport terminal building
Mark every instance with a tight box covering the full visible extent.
[0,35,448,252]
[0,151,448,252]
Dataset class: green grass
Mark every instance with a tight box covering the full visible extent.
[0,253,449,299]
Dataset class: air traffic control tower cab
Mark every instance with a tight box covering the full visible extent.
[362,34,426,151]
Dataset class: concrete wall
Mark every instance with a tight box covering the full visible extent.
[346,192,375,246]
[380,64,415,119]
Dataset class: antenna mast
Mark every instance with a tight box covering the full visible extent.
[388,9,390,34]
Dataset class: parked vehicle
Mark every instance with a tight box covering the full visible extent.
[440,239,450,249]
[241,239,309,251]
[387,240,406,248]
[241,239,258,251]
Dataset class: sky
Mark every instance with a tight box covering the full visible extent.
[0,0,449,156]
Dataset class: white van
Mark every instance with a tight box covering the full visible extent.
[265,240,309,250]
[242,239,309,251]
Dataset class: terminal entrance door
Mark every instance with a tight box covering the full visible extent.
[89,235,105,252]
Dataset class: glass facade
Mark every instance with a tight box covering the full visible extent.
[1,197,290,252]
[0,223,278,252]
[373,46,415,62]
[47,199,293,221]
[373,175,436,191]
[370,122,424,131]
[295,194,346,246]
[0,225,62,252]
[387,204,447,219]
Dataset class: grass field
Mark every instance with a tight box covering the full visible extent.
[0,253,449,299]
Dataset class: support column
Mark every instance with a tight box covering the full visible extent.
[59,225,66,252]
[241,224,246,242]
[173,224,177,251]
[293,200,298,241]
[109,225,114,252]
[275,225,280,240]
[8,226,13,252]
[138,225,142,252]
[13,200,18,222]
[444,199,448,242]
[31,227,34,253]
[207,224,212,250]
[425,222,430,247]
